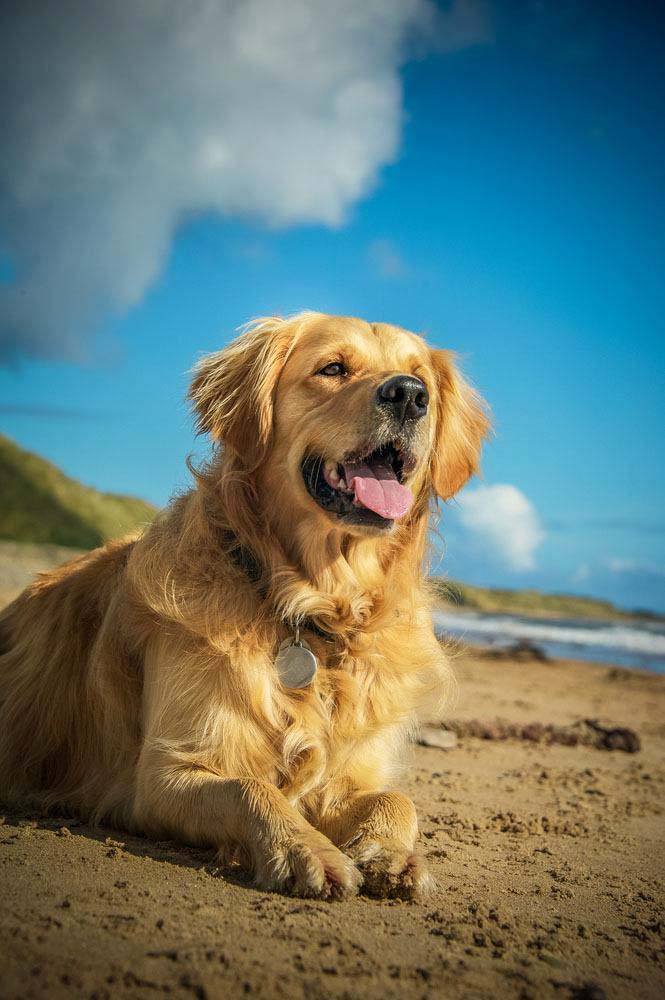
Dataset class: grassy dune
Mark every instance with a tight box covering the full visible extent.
[0,433,156,549]
[432,577,662,623]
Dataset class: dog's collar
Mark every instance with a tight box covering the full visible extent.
[225,533,334,643]
[231,538,263,586]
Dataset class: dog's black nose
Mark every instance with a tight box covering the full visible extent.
[376,375,429,422]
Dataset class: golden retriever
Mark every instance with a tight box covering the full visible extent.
[0,312,489,899]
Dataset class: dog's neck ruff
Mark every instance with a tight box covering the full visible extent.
[227,537,328,688]
[227,533,336,644]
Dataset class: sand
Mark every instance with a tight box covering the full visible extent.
[1,649,664,1000]
[0,542,86,609]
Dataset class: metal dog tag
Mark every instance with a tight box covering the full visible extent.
[274,627,318,689]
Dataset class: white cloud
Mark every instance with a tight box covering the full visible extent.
[368,238,408,279]
[0,0,490,363]
[568,558,665,613]
[573,558,665,587]
[456,484,545,571]
[606,558,665,578]
[430,0,493,53]
[572,562,591,583]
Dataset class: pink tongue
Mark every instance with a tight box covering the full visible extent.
[343,460,413,520]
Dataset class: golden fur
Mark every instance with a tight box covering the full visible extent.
[0,312,489,899]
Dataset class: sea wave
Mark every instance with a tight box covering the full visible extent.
[433,609,665,671]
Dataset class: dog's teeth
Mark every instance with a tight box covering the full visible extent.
[338,478,347,491]
[325,461,340,486]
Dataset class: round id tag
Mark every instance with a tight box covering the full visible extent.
[274,627,318,689]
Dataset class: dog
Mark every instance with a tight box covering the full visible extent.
[0,312,489,899]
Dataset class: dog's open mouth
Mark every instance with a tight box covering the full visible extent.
[302,442,416,527]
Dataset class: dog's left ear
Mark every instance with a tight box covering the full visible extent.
[429,349,491,500]
[188,317,295,468]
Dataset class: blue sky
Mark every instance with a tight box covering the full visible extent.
[1,1,664,610]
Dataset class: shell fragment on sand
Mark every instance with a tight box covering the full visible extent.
[417,727,458,750]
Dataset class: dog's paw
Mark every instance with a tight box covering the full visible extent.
[255,830,362,900]
[349,837,435,900]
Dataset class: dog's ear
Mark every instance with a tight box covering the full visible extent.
[429,349,491,500]
[189,317,295,468]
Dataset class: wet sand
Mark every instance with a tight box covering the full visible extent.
[1,650,664,999]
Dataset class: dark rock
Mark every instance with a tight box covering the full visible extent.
[481,640,549,662]
[521,723,545,743]
[570,983,606,1000]
[584,719,641,753]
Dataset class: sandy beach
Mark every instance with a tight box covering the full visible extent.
[1,646,663,1000]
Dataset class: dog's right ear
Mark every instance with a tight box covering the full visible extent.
[189,317,296,468]
[428,348,491,500]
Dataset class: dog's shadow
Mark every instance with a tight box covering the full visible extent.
[0,801,255,893]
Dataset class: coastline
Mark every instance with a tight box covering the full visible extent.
[434,606,665,674]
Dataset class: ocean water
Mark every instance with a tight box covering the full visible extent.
[433,609,665,673]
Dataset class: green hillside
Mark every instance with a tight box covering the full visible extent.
[431,577,662,623]
[0,433,157,548]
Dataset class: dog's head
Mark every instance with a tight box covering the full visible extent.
[190,313,490,536]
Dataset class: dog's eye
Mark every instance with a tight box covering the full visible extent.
[317,361,347,378]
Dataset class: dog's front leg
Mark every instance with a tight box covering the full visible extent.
[134,762,361,899]
[319,790,433,899]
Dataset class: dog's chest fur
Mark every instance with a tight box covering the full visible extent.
[245,622,424,810]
